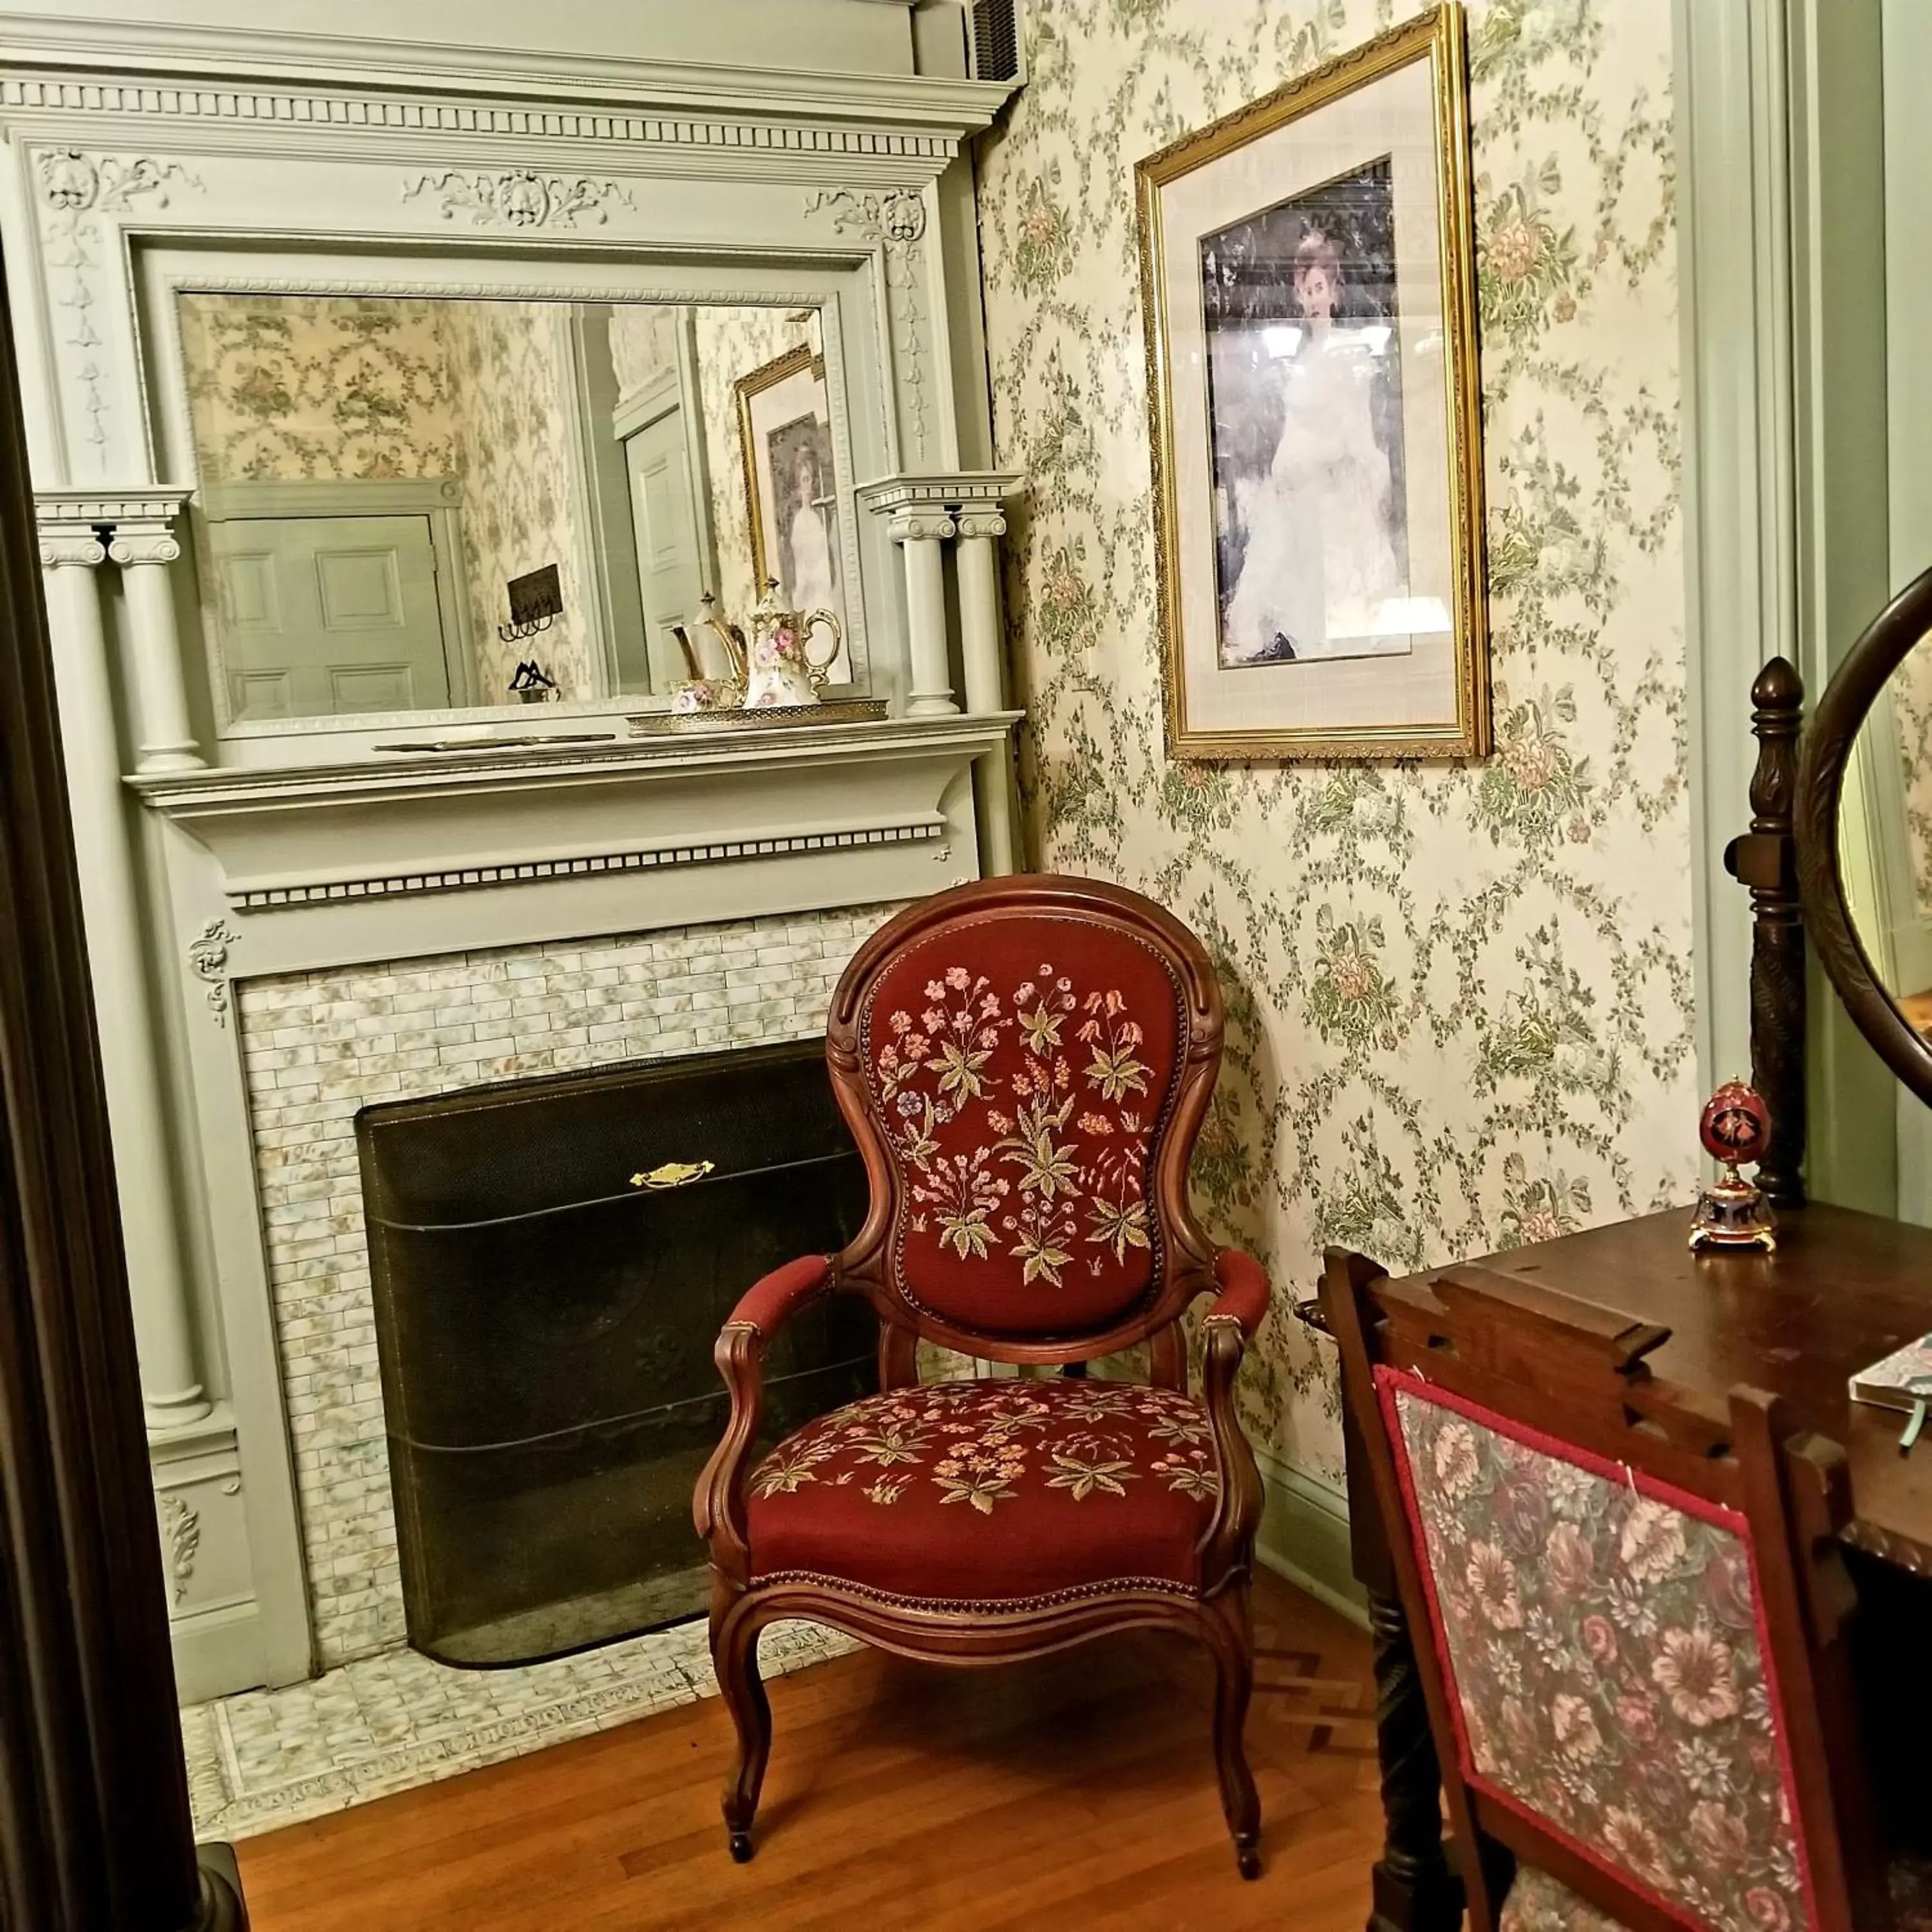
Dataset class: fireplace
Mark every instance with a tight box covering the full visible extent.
[355,1038,875,1668]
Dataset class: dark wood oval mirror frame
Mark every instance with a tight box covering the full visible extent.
[1794,563,1932,1109]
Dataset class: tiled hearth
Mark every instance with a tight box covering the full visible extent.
[236,900,902,1669]
[182,1616,857,1840]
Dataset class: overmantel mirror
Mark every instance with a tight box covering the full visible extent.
[136,247,892,745]
[1795,564,1932,1111]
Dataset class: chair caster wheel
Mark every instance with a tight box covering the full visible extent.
[1236,1842,1261,1880]
[728,1829,755,1864]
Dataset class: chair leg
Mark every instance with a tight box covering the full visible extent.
[710,1591,772,1863]
[1206,1586,1262,1879]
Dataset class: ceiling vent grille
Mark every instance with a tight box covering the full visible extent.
[967,0,1023,84]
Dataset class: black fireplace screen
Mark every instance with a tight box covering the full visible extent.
[355,1037,875,1668]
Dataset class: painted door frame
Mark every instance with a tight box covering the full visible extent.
[1678,0,1902,1213]
[197,475,478,712]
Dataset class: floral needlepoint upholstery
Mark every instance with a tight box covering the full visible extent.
[744,1379,1220,1605]
[860,916,1186,1338]
[1376,1368,1815,1932]
[1499,1866,1635,1932]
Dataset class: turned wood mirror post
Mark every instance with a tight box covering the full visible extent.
[0,272,243,1927]
[1794,564,1932,1110]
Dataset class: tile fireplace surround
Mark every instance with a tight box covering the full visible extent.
[240,902,900,1670]
[115,714,1014,1710]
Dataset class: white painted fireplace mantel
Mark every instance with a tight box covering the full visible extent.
[1,1,1028,1700]
[137,712,1012,1688]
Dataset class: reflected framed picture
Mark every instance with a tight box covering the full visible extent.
[734,343,851,680]
[1135,4,1487,761]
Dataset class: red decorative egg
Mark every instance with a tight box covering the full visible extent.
[1700,1081,1772,1168]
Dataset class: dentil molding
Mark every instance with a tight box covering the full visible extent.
[0,17,1017,136]
[855,471,1027,516]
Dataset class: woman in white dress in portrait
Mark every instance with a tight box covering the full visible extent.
[781,438,838,615]
[1220,230,1405,665]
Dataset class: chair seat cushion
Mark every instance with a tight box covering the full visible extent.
[744,1378,1220,1606]
[1497,1866,1633,1932]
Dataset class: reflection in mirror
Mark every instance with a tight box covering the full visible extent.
[175,294,844,723]
[1839,630,1932,1043]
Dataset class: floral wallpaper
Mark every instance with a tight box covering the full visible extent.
[607,302,683,406]
[176,294,460,483]
[1894,650,1932,922]
[439,300,595,702]
[975,0,1697,1489]
[178,294,596,703]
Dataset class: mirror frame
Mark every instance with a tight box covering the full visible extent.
[1794,562,1932,1107]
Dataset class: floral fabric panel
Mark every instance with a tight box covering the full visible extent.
[862,919,1184,1337]
[744,1378,1220,1602]
[1386,1380,1810,1932]
[1499,1866,1634,1932]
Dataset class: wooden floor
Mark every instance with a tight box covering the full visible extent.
[236,1571,1383,1931]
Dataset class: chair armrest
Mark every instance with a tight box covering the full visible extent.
[726,1251,835,1340]
[1206,1247,1270,1338]
[1198,1247,1271,1584]
[693,1255,835,1582]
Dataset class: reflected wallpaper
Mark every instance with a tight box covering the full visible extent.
[976,0,1696,1492]
[178,293,594,704]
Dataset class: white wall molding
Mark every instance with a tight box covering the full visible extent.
[1675,0,1798,1114]
[1251,1444,1365,1632]
[0,18,1017,133]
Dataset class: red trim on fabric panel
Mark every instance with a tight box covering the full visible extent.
[1372,1364,1748,1534]
[1372,1363,1821,1932]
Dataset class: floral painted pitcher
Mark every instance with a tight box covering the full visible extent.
[742,579,842,709]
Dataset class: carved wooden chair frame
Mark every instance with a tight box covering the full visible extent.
[1322,1249,1881,1932]
[694,875,1273,1875]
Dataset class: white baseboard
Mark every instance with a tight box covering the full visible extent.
[1251,1445,1367,1630]
[173,1599,268,1707]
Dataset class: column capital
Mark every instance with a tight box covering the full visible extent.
[39,528,108,569]
[955,509,1008,542]
[887,511,956,545]
[107,526,184,567]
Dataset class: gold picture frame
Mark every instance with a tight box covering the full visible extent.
[1135,4,1488,762]
[733,342,850,679]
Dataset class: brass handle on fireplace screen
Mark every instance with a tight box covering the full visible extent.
[630,1160,716,1191]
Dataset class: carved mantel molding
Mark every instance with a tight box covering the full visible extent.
[130,712,1017,947]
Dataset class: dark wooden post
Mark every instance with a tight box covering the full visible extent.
[1723,656,1808,1206]
[1298,1294,1463,1932]
[0,264,245,1926]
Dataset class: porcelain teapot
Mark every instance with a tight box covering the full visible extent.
[665,594,748,713]
[741,580,842,709]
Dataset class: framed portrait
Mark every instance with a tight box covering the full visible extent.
[1135,4,1487,761]
[734,344,851,681]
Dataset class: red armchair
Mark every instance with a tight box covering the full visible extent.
[694,875,1273,1875]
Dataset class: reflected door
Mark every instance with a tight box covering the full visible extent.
[209,513,453,719]
[623,411,711,688]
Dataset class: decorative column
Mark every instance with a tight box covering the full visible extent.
[956,502,1017,874]
[859,473,1028,872]
[36,495,211,1430]
[106,491,203,773]
[890,509,959,716]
